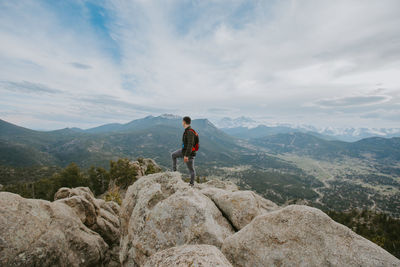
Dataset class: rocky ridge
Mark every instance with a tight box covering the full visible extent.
[1,166,399,266]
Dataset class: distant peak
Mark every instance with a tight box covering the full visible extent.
[158,113,181,119]
[214,116,259,129]
[193,118,218,129]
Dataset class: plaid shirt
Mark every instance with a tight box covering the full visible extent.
[182,126,196,157]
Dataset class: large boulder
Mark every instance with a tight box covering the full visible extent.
[221,205,400,267]
[54,187,99,226]
[54,187,120,266]
[143,244,233,267]
[120,171,234,266]
[0,192,108,267]
[201,188,278,230]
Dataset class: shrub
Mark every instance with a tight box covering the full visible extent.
[104,188,122,205]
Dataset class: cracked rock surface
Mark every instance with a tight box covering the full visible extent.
[221,205,400,267]
[119,172,234,266]
[54,187,121,266]
[143,244,233,267]
[0,192,108,267]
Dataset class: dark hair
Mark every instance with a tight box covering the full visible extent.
[183,116,191,125]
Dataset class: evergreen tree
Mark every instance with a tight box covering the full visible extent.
[109,158,137,188]
[55,162,88,188]
[88,166,110,195]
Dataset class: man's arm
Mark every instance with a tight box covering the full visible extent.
[184,131,195,157]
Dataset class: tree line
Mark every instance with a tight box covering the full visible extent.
[1,158,159,203]
[327,209,400,258]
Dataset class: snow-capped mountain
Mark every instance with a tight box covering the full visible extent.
[212,116,400,142]
[158,113,182,119]
[312,127,400,142]
[211,116,259,129]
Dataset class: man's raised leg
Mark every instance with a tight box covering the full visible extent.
[171,149,183,171]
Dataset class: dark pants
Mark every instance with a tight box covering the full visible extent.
[171,149,196,184]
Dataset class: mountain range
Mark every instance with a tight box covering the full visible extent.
[1,114,399,217]
[0,115,249,169]
[212,116,400,142]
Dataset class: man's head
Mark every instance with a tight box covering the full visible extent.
[182,116,191,128]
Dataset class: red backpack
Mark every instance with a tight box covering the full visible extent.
[188,129,200,151]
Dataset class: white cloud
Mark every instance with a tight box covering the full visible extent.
[312,95,392,108]
[1,0,400,129]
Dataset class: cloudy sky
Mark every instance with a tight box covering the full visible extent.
[1,0,399,130]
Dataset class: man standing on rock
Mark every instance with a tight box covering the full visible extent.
[171,116,198,186]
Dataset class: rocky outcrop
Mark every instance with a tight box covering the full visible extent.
[54,187,120,266]
[143,244,233,267]
[0,192,108,266]
[119,172,234,266]
[120,171,399,266]
[221,205,400,267]
[2,165,399,267]
[201,187,278,230]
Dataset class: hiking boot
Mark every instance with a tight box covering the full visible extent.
[188,183,194,187]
